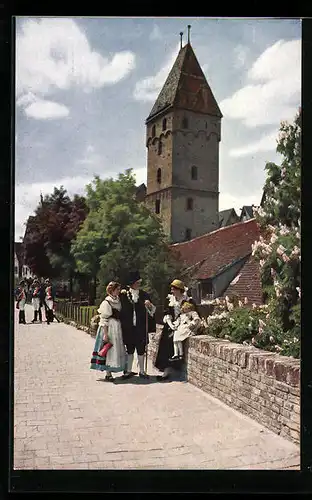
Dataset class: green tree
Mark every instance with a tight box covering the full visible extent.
[251,109,301,356]
[72,169,184,304]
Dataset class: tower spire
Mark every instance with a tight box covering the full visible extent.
[179,31,183,49]
[187,24,191,44]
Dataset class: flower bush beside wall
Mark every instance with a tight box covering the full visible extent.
[203,296,299,359]
[203,110,301,360]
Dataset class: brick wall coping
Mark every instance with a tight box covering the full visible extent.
[152,326,300,388]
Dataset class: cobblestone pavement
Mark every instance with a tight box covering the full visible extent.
[13,305,300,470]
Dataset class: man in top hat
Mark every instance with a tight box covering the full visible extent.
[31,278,43,323]
[119,271,156,379]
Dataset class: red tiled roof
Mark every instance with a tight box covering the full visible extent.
[170,219,260,280]
[221,254,263,305]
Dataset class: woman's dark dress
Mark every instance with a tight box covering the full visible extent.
[154,296,192,373]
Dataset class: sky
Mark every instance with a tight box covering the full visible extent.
[15,17,301,240]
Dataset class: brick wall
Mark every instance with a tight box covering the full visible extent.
[148,327,300,445]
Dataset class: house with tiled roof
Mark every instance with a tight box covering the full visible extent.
[219,208,239,228]
[170,218,263,305]
[240,205,254,222]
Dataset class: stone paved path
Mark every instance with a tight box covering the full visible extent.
[13,305,300,470]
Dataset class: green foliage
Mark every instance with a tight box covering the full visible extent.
[73,169,185,303]
[205,109,301,360]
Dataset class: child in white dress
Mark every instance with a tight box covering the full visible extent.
[170,301,201,360]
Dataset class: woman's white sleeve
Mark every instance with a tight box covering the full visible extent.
[98,300,112,327]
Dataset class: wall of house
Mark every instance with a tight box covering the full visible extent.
[148,328,300,445]
[212,257,249,298]
[14,253,19,279]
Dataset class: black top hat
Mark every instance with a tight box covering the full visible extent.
[128,271,141,285]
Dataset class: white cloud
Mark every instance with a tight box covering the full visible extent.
[229,130,277,157]
[133,43,180,102]
[25,99,70,119]
[233,44,249,69]
[16,18,136,117]
[219,191,262,215]
[149,24,162,41]
[220,39,301,127]
[15,168,147,240]
[132,167,146,185]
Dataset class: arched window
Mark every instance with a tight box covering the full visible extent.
[156,168,161,184]
[182,116,188,129]
[186,198,193,211]
[155,199,161,214]
[158,140,162,155]
[185,228,192,240]
[191,165,198,180]
[162,118,167,131]
[152,125,156,138]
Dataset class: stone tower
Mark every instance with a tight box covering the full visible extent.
[145,35,222,244]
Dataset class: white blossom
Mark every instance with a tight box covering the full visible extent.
[252,303,257,309]
[238,300,243,307]
[296,287,301,298]
[269,336,275,343]
[244,297,248,305]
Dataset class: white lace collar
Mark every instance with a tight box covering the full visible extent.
[167,293,187,308]
[106,294,120,304]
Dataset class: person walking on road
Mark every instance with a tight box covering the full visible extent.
[16,280,27,324]
[31,279,42,323]
[119,271,156,380]
[90,281,127,382]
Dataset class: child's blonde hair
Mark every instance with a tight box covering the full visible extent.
[181,301,196,313]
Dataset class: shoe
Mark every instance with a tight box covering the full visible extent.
[169,355,179,361]
[139,372,149,379]
[105,375,114,382]
[121,371,136,379]
[156,374,170,382]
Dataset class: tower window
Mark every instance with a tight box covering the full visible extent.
[205,121,208,129]
[158,140,163,155]
[162,118,167,131]
[186,198,193,211]
[185,228,192,240]
[191,165,198,180]
[155,199,161,214]
[182,116,188,129]
[156,168,161,184]
[152,125,156,138]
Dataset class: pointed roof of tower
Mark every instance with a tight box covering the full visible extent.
[146,43,222,123]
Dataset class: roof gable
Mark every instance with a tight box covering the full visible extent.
[146,43,222,122]
[221,254,263,305]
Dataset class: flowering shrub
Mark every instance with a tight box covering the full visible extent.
[203,110,301,359]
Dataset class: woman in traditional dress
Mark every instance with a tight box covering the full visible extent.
[90,281,127,382]
[154,279,196,381]
[16,280,27,324]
